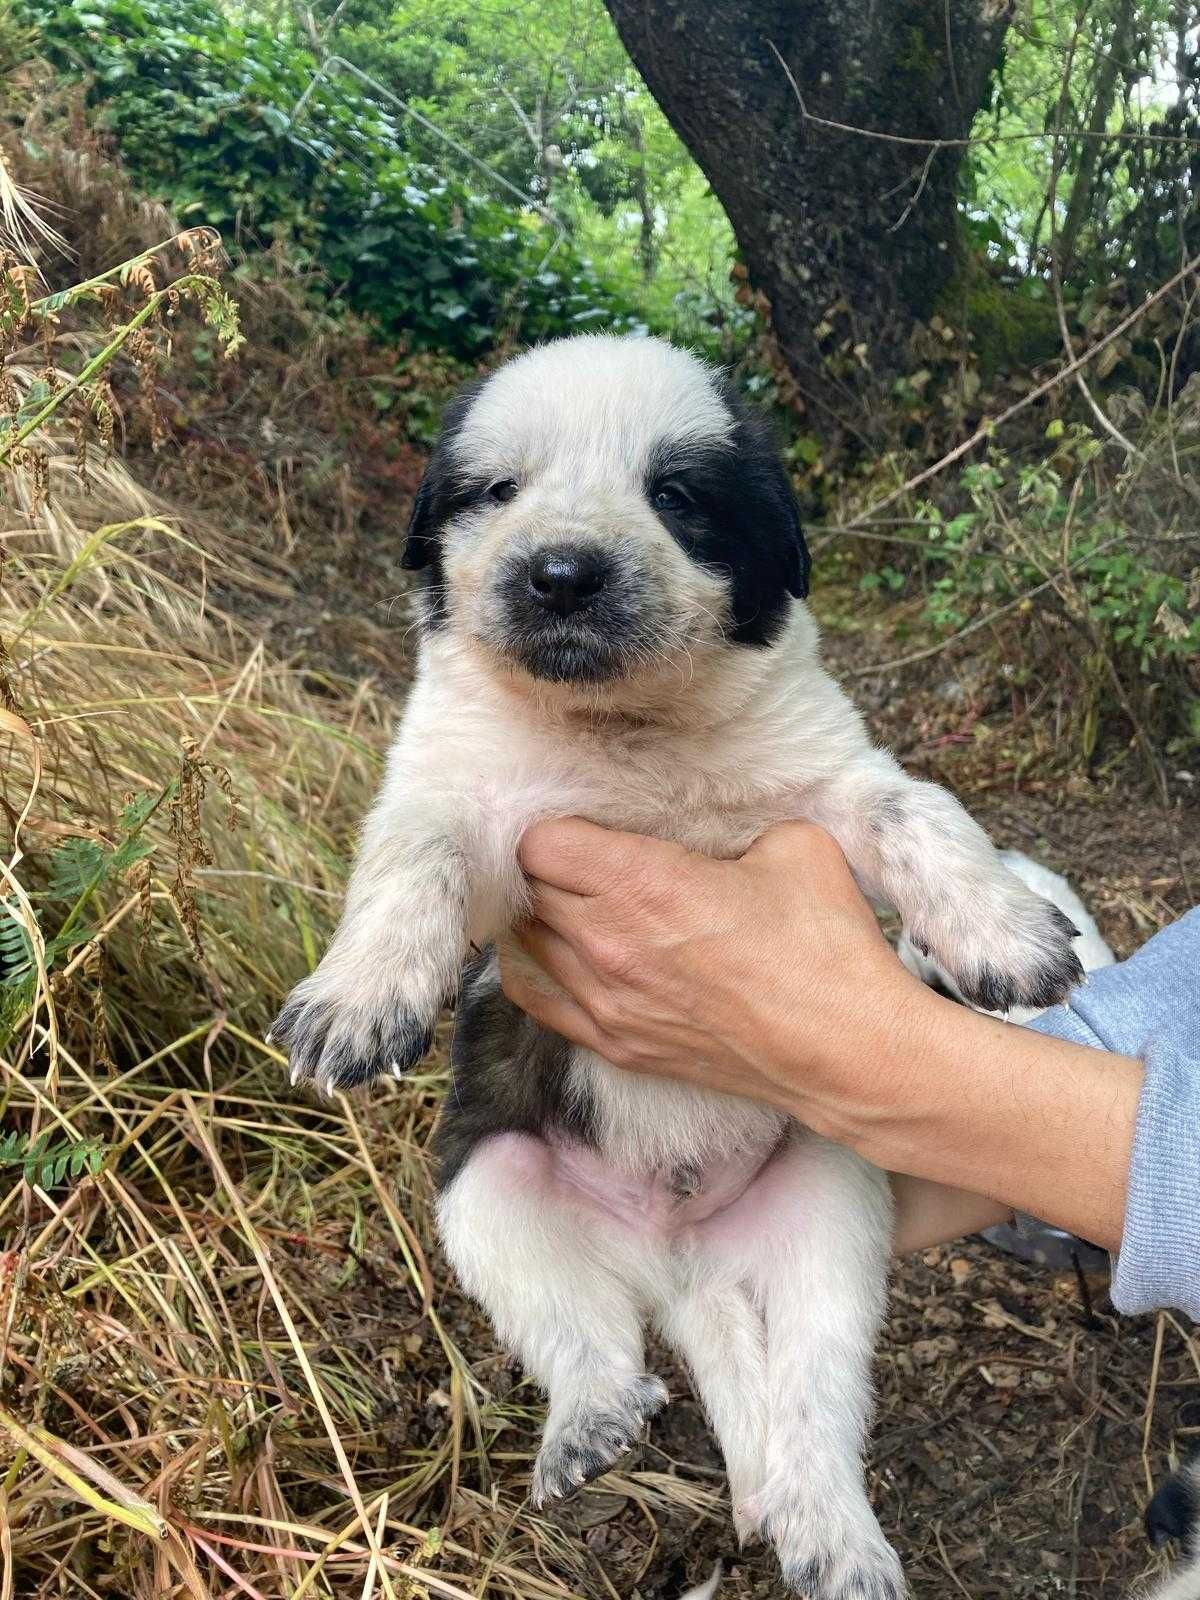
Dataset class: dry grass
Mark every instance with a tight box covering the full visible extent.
[0,272,726,1600]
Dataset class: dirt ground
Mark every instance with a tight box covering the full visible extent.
[194,477,1199,1600]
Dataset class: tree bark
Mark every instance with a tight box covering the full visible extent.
[1057,0,1134,279]
[603,0,1014,437]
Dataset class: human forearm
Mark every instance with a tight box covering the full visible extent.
[801,990,1143,1253]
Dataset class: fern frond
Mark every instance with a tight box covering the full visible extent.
[0,1127,105,1191]
[0,904,33,984]
[48,836,110,900]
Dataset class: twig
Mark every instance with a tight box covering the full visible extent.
[841,250,1200,530]
[766,38,1200,150]
[1144,1313,1167,1495]
[844,530,1125,677]
[887,145,938,233]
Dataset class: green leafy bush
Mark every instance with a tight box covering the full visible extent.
[921,447,1197,666]
[900,427,1200,761]
[19,0,643,354]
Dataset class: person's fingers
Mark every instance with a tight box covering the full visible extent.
[499,954,609,1055]
[742,819,848,873]
[519,816,677,896]
[521,880,587,940]
[514,915,597,1001]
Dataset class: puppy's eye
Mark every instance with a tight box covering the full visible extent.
[651,481,691,514]
[487,479,519,505]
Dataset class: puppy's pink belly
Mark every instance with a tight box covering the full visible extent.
[480,1131,775,1241]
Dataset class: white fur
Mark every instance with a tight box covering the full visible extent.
[436,1124,898,1592]
[1140,1555,1200,1600]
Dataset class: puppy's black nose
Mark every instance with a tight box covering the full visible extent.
[527,546,609,616]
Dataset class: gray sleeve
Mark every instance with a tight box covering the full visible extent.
[1024,907,1200,1319]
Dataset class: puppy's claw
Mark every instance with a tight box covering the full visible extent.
[272,984,435,1093]
[531,1375,668,1508]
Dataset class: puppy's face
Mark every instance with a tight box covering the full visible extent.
[403,336,809,696]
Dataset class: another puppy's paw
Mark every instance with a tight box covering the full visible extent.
[271,971,437,1095]
[531,1375,668,1507]
[766,1501,906,1600]
[911,873,1084,1015]
[1146,1448,1200,1551]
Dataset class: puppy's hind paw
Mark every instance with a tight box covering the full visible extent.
[774,1526,906,1600]
[272,984,435,1095]
[782,1555,905,1600]
[531,1375,668,1507]
[761,1481,906,1600]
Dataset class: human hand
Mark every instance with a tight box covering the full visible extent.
[501,816,934,1145]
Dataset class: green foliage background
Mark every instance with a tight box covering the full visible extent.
[10,0,1200,755]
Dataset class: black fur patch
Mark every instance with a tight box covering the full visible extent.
[434,950,597,1188]
[400,378,486,624]
[646,377,810,646]
[1147,1451,1200,1552]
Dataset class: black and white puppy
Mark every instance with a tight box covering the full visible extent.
[1145,1448,1200,1599]
[273,335,1084,1600]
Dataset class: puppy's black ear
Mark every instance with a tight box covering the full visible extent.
[781,488,811,600]
[400,376,485,572]
[400,472,437,571]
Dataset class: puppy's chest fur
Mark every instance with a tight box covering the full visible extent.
[435,666,830,1189]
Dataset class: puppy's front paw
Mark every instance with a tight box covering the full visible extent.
[911,872,1084,1015]
[271,971,436,1095]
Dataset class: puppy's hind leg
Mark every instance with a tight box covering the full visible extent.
[743,1132,905,1600]
[657,1255,768,1544]
[437,1134,668,1507]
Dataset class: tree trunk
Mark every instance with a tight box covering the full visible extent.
[625,112,657,281]
[603,0,1014,439]
[1057,0,1134,279]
